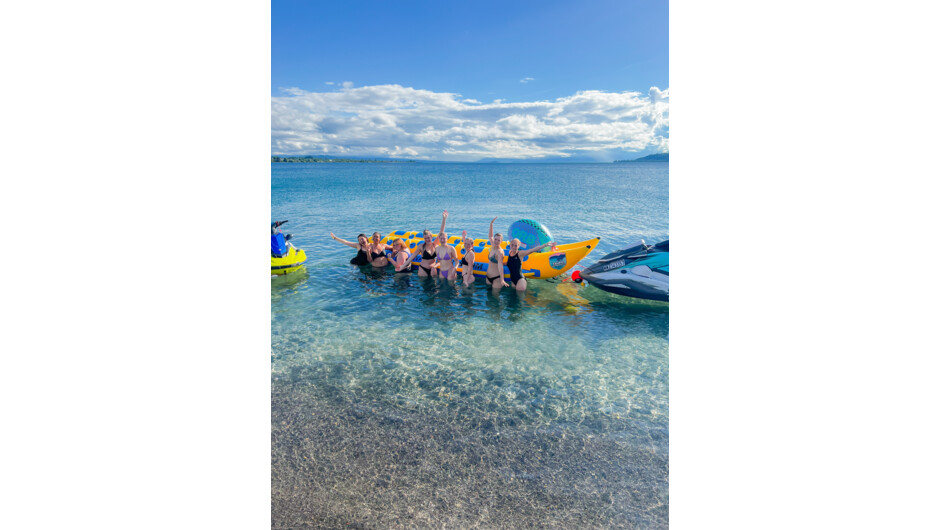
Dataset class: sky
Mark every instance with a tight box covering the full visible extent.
[272,0,668,161]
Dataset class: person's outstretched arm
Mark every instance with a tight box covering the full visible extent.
[518,241,554,258]
[330,233,359,249]
[439,210,449,237]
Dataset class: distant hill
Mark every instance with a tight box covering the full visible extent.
[614,153,668,163]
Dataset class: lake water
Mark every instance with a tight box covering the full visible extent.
[271,162,669,528]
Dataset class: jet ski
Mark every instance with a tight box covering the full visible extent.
[271,220,307,276]
[574,240,668,302]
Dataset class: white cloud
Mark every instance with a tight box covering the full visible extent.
[271,84,669,161]
[520,77,535,83]
[341,81,354,89]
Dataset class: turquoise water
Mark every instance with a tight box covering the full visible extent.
[272,163,668,528]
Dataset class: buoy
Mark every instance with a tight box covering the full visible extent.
[571,270,582,282]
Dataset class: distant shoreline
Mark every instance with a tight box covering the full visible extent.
[272,156,669,164]
[272,156,416,163]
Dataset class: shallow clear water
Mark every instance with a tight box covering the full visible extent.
[272,162,668,528]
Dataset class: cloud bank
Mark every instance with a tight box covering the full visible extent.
[272,84,668,161]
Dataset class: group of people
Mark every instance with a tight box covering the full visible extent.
[329,211,554,292]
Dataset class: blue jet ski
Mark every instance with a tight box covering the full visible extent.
[575,240,668,302]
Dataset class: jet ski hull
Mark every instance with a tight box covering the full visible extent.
[579,241,669,302]
[271,246,307,275]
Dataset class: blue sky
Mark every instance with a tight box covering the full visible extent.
[272,0,668,161]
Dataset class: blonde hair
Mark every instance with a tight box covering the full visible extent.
[461,236,474,254]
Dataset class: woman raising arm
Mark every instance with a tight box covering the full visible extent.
[485,217,508,291]
[330,233,371,265]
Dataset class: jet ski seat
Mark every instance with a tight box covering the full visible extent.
[271,233,288,257]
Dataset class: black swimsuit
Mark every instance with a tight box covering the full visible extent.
[507,252,523,286]
[419,245,435,275]
[350,248,369,266]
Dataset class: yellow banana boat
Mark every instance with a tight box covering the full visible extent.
[381,230,600,280]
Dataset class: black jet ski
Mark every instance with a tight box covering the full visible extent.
[574,240,668,302]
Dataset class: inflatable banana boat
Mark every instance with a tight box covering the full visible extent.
[380,231,599,280]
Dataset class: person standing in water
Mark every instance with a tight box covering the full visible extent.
[434,231,459,281]
[458,231,476,287]
[330,233,371,265]
[366,232,390,269]
[388,238,411,273]
[401,210,448,277]
[484,217,508,291]
[505,238,554,291]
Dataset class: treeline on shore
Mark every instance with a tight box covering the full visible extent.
[271,156,416,163]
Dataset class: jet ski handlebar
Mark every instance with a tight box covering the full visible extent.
[272,220,289,234]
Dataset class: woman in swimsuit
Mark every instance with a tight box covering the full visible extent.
[458,231,476,287]
[401,210,448,277]
[505,238,554,291]
[388,238,411,273]
[330,232,371,265]
[484,217,508,291]
[366,232,390,268]
[434,232,459,282]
